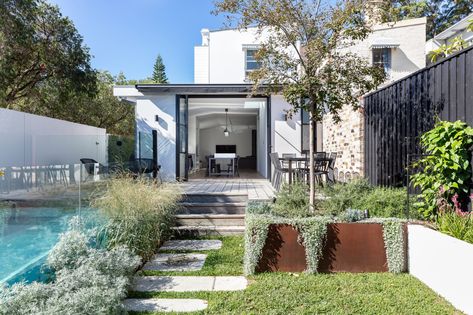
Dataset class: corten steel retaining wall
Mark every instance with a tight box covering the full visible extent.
[364,46,473,187]
[256,223,402,273]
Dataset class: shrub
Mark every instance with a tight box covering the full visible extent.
[273,181,311,217]
[358,187,409,218]
[319,179,410,219]
[92,176,181,260]
[411,120,473,219]
[46,229,89,271]
[319,179,372,215]
[0,217,141,315]
[437,211,473,244]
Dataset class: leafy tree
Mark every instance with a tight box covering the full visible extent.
[0,0,96,106]
[383,0,473,39]
[214,0,385,209]
[152,54,168,84]
[429,19,473,62]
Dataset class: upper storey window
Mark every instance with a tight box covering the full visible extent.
[372,48,392,76]
[245,48,262,81]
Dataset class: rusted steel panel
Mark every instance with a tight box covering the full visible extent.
[256,224,307,272]
[318,223,388,273]
[256,223,405,273]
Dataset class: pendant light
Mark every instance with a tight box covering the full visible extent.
[223,108,229,137]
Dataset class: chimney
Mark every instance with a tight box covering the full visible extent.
[365,0,385,26]
[201,28,210,46]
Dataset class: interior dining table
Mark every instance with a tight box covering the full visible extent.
[279,156,333,184]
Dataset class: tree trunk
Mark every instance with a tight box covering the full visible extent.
[309,103,316,212]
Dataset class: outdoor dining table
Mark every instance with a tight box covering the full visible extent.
[279,156,333,185]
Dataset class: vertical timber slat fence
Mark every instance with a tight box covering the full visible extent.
[364,46,473,187]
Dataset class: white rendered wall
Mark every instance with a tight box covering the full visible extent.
[408,224,473,315]
[271,95,302,156]
[208,28,266,83]
[0,108,106,167]
[135,95,176,180]
[349,18,427,83]
[194,46,209,83]
[199,127,253,159]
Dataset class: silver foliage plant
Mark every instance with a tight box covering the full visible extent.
[0,216,141,315]
[244,203,330,275]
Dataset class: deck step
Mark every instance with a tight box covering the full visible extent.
[180,193,248,204]
[172,225,245,236]
[175,214,245,227]
[178,202,246,215]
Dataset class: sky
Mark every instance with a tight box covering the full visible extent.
[48,0,227,83]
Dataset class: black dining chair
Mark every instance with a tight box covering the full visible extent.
[270,152,291,190]
[326,152,338,184]
[227,156,240,177]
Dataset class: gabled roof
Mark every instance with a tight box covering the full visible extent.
[435,13,473,40]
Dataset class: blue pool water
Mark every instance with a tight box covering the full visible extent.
[0,207,95,285]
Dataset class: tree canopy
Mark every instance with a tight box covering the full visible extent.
[152,54,168,84]
[214,0,385,207]
[0,0,134,135]
[383,0,473,39]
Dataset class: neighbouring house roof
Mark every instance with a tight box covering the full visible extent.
[435,13,473,40]
[134,83,275,95]
[370,37,400,49]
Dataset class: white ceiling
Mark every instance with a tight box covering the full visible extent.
[198,113,257,130]
[188,97,265,117]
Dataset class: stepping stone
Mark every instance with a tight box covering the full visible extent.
[159,239,222,251]
[132,276,248,292]
[142,253,207,272]
[124,298,208,312]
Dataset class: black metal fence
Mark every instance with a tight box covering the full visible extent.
[364,45,473,187]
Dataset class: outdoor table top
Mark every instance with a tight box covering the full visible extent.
[278,156,332,161]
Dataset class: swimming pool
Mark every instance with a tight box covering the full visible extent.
[0,207,95,285]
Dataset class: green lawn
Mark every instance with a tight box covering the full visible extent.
[129,236,460,315]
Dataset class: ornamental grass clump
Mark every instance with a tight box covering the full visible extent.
[92,176,181,260]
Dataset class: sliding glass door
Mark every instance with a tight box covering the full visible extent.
[177,95,188,181]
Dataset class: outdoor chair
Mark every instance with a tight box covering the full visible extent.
[326,152,338,184]
[227,155,240,177]
[80,158,108,181]
[270,152,290,190]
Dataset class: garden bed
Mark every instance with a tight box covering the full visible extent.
[255,222,407,273]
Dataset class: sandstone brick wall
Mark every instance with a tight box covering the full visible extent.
[322,104,364,182]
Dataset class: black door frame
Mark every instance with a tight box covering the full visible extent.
[175,94,271,181]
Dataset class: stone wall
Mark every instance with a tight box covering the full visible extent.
[322,104,364,182]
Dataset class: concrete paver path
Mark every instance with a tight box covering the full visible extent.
[142,253,207,272]
[123,298,208,312]
[159,239,222,251]
[132,276,248,292]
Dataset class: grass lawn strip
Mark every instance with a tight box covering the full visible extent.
[130,236,460,315]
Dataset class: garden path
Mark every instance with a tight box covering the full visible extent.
[124,239,247,313]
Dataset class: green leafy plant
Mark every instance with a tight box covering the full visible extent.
[411,120,473,219]
[92,175,181,260]
[272,181,311,218]
[437,211,473,244]
[319,179,410,218]
[382,219,406,273]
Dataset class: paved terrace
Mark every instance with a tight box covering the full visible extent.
[180,178,275,201]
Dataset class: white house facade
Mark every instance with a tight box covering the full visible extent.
[114,17,426,182]
[425,13,473,59]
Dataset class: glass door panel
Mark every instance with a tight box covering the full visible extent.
[178,96,188,180]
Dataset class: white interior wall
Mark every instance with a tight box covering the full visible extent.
[199,126,253,160]
[135,95,176,180]
[0,108,107,167]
